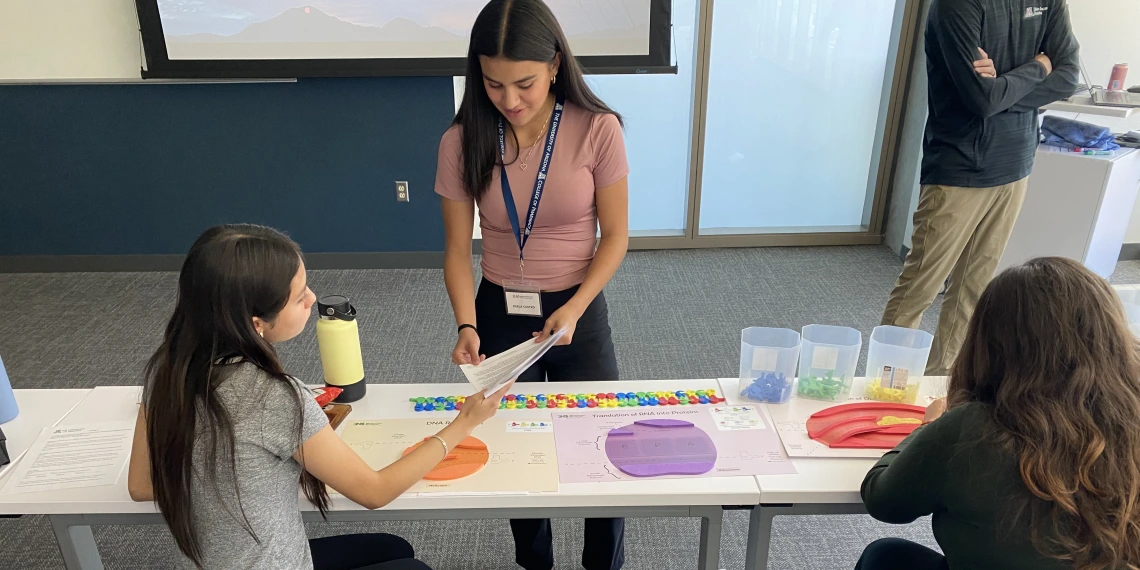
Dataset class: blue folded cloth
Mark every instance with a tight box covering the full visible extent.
[1040,116,1120,150]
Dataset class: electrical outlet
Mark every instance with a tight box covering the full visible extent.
[396,181,410,202]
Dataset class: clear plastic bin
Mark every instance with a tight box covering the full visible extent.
[863,326,933,404]
[1115,287,1140,336]
[738,327,801,404]
[797,325,861,401]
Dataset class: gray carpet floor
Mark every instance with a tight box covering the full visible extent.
[3,246,1138,569]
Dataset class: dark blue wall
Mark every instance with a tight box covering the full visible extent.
[0,77,454,256]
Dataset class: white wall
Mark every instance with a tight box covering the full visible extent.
[1066,0,1140,243]
[0,0,142,81]
[1068,0,1140,93]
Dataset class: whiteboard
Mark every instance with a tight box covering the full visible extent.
[0,0,143,82]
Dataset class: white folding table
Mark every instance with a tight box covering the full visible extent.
[0,381,760,570]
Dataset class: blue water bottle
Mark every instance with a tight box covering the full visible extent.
[0,354,18,424]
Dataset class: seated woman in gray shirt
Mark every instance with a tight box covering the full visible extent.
[126,224,511,570]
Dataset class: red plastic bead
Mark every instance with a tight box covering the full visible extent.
[587,400,598,408]
[689,396,700,404]
[658,397,668,405]
[668,397,679,405]
[506,394,516,401]
[526,401,536,409]
[606,392,616,399]
[567,400,578,408]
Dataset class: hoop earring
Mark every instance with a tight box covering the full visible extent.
[551,75,557,85]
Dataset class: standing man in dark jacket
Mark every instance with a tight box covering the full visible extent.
[882,0,1079,375]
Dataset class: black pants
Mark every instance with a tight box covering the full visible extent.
[855,538,947,570]
[476,278,625,570]
[310,533,431,570]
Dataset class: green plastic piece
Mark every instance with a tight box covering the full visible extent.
[797,371,847,401]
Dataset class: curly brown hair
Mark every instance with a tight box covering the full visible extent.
[948,257,1140,569]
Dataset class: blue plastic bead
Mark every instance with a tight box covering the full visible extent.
[638,398,648,406]
[445,403,455,411]
[648,399,658,406]
[435,397,446,403]
[414,403,424,412]
[424,403,435,411]
[699,396,709,404]
[675,390,685,397]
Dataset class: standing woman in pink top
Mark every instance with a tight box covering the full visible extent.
[434,0,629,568]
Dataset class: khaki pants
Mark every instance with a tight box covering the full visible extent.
[882,178,1028,375]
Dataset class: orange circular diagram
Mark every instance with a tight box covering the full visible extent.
[402,436,489,480]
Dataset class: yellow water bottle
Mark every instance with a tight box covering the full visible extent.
[315,295,366,403]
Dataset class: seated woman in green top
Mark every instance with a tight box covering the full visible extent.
[859,257,1140,570]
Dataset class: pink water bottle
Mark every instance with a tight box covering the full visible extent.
[1109,63,1128,91]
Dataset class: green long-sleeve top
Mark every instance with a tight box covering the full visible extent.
[861,402,1069,570]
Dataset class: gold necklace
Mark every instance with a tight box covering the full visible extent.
[519,108,552,171]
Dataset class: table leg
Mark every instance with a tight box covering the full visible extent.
[745,504,794,570]
[745,503,870,570]
[693,505,723,570]
[49,515,104,570]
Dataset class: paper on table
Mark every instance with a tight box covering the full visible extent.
[460,328,567,395]
[0,421,134,495]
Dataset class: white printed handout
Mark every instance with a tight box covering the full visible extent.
[710,405,766,431]
[1,421,134,495]
[460,328,567,395]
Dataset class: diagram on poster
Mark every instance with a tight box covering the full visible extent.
[552,407,795,483]
[340,419,558,493]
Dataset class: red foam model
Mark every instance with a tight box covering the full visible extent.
[806,402,926,449]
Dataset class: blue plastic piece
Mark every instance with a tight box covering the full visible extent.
[648,399,658,406]
[414,403,424,412]
[424,403,435,411]
[445,403,456,411]
[699,396,709,404]
[740,372,794,404]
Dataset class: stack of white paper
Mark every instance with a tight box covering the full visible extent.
[460,328,567,394]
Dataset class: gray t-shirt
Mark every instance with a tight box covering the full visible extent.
[184,362,328,570]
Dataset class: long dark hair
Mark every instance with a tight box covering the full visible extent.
[143,224,329,567]
[454,0,623,199]
[948,257,1140,569]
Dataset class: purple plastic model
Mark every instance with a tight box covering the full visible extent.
[603,419,717,477]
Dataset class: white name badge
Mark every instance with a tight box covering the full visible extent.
[503,280,543,317]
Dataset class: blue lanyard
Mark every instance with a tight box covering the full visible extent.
[498,96,565,263]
